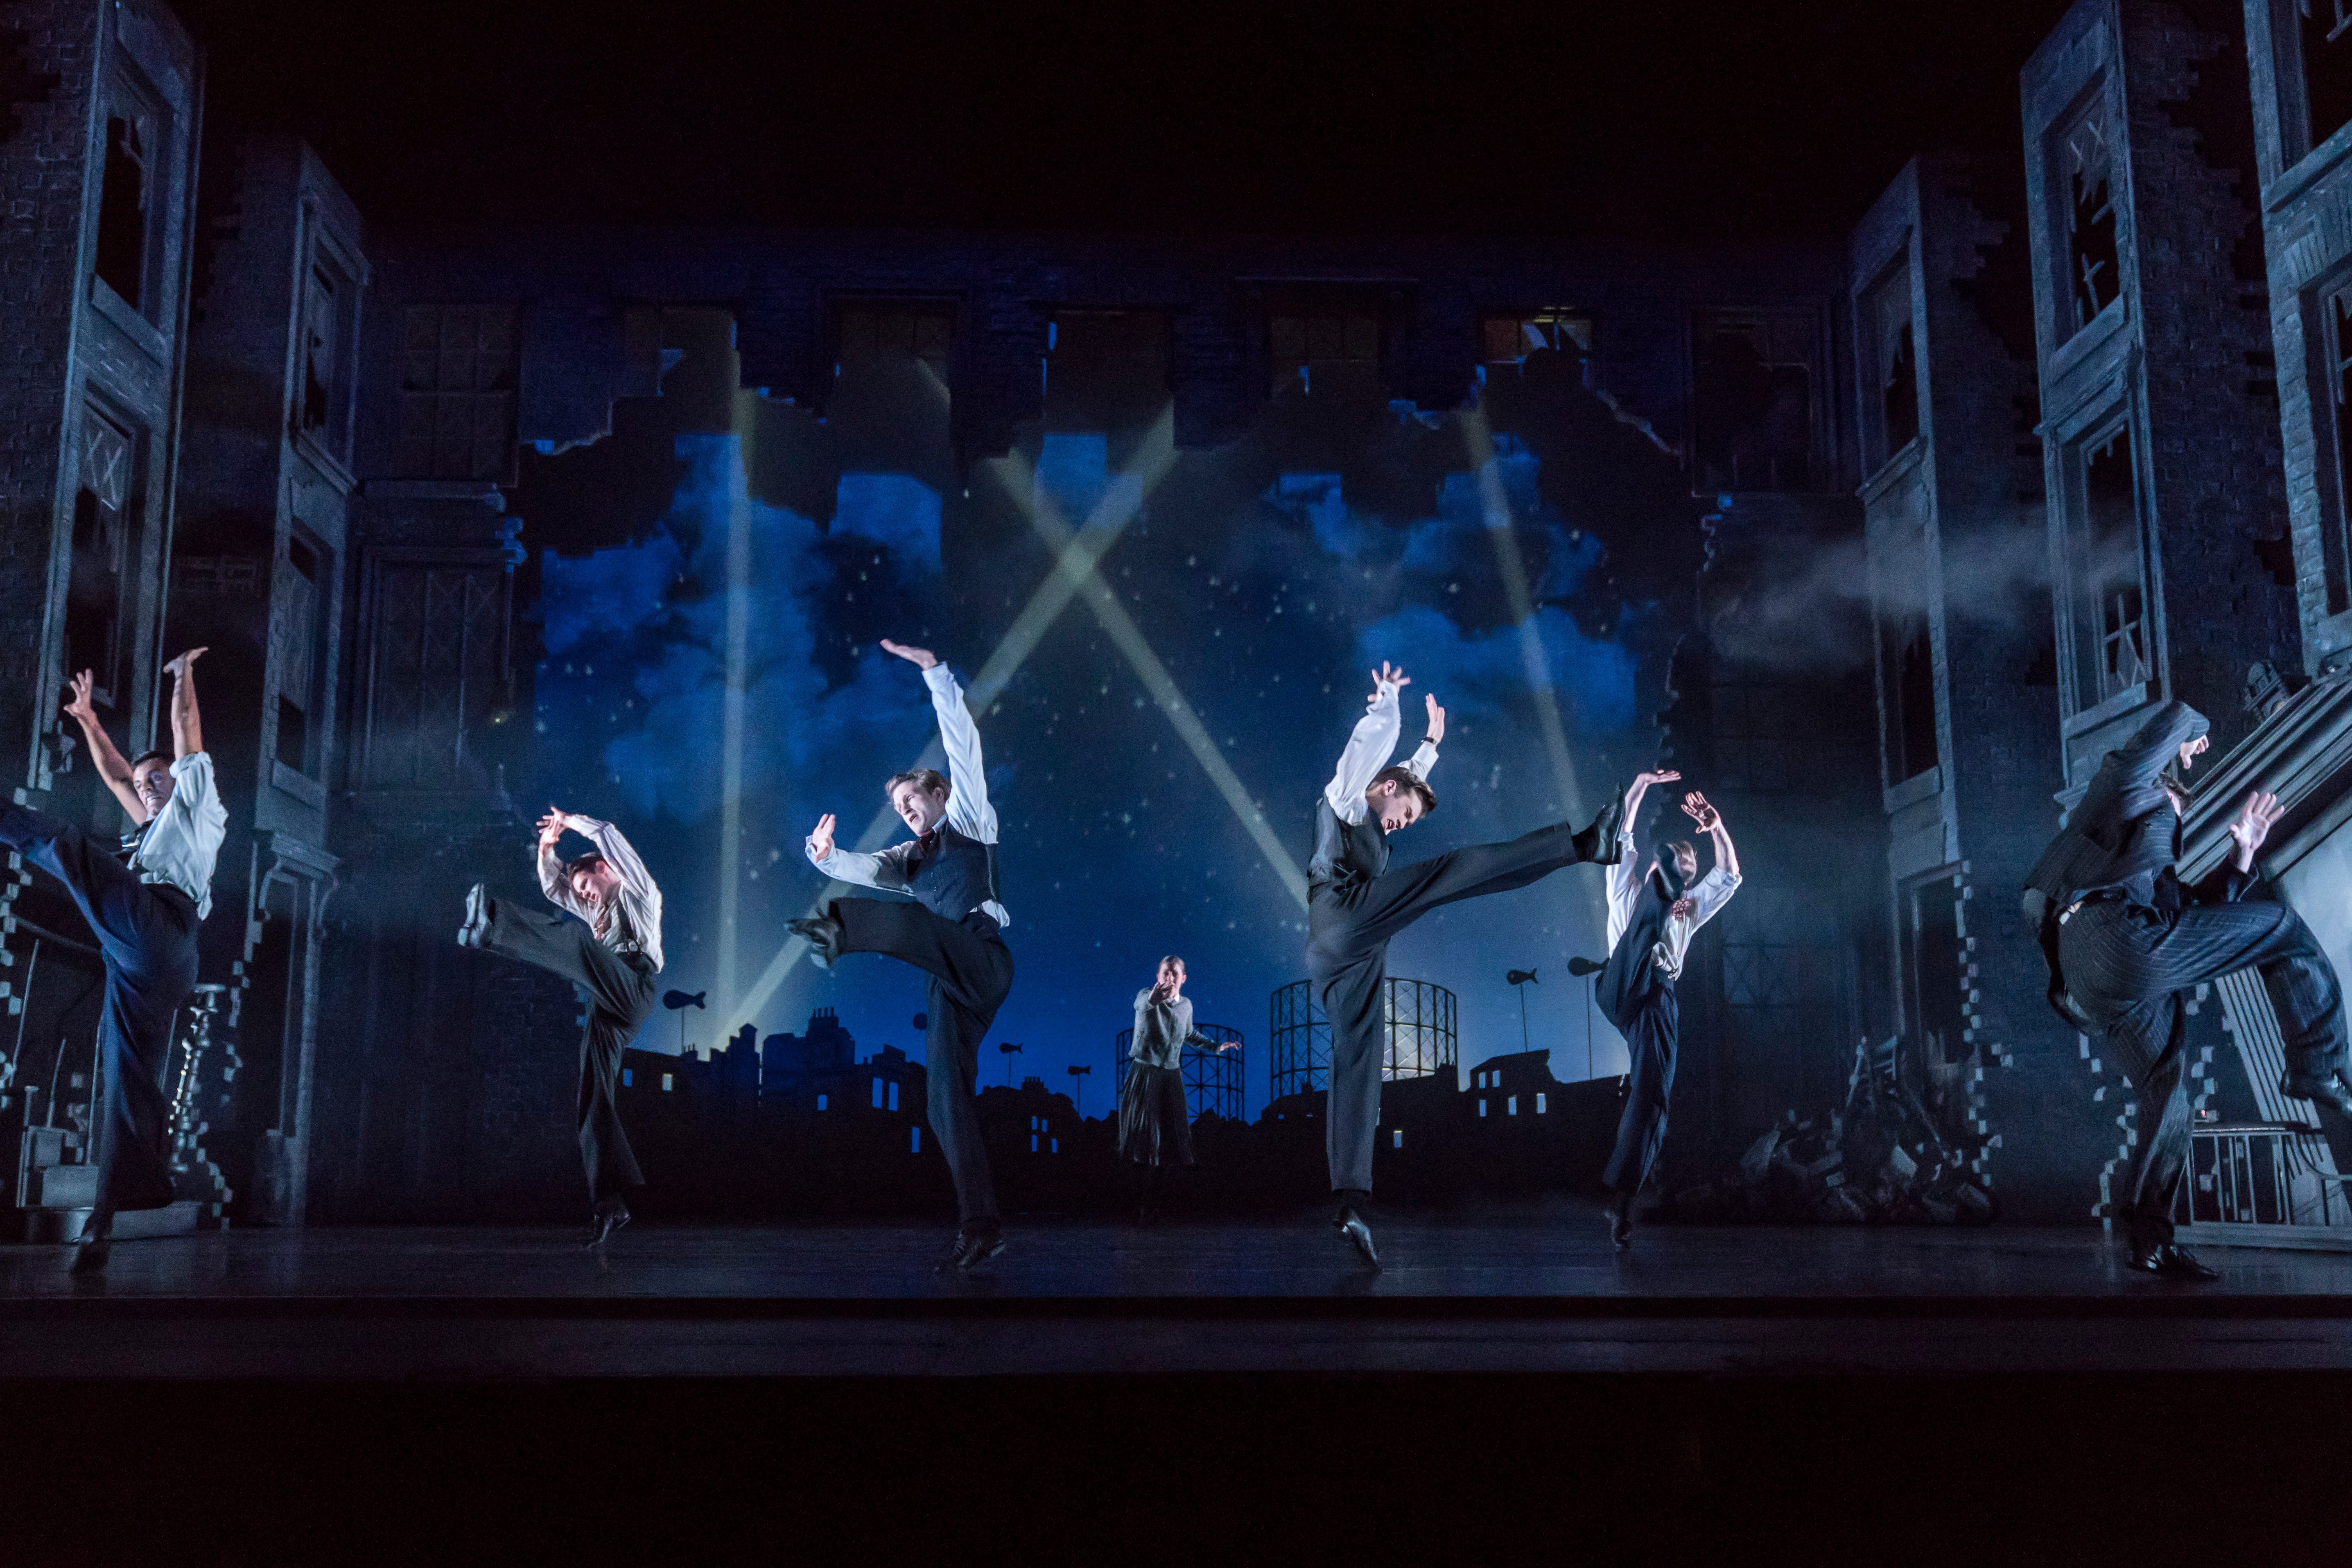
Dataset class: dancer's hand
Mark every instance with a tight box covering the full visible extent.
[881,639,939,670]
[1635,769,1681,789]
[62,669,98,728]
[1368,662,1410,703]
[1682,792,1721,833]
[1423,693,1446,746]
[164,646,207,680]
[537,809,565,852]
[1218,1039,1240,1053]
[2179,734,2210,772]
[2228,789,2285,868]
[807,813,837,860]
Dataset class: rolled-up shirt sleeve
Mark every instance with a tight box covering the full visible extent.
[1324,684,1403,825]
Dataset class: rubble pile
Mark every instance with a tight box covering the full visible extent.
[1660,1036,1995,1226]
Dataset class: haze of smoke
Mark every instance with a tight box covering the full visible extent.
[1710,511,2054,674]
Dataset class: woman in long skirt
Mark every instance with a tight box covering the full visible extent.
[1119,955,1232,1219]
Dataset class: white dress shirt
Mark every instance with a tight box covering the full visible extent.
[540,816,665,972]
[810,663,1012,928]
[1604,824,1740,981]
[1324,678,1440,824]
[126,752,229,919]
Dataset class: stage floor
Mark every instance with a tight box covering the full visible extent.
[5,1215,2350,1377]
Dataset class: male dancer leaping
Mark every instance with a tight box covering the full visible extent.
[1595,770,1741,1249]
[0,651,225,1272]
[791,639,1014,1271]
[459,806,664,1246]
[2025,700,2349,1281]
[1308,662,1622,1266]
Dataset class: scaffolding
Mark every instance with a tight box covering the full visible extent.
[1112,1022,1245,1122]
[1267,976,1457,1103]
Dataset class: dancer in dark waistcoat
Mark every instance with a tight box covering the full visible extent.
[793,639,1015,1271]
[2024,699,2350,1281]
[460,805,666,1247]
[1307,662,1622,1267]
[2,651,226,1272]
[1595,772,1740,1249]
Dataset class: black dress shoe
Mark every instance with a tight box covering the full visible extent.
[1604,1191,1634,1250]
[1573,791,1626,865]
[458,883,490,950]
[585,1196,630,1248]
[2128,1242,2220,1281]
[938,1223,1006,1271]
[70,1210,114,1275]
[2280,1069,2352,1118]
[786,915,845,971]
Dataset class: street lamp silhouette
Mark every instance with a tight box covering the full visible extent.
[1566,956,1605,1080]
[998,1041,1024,1084]
[1066,1063,1091,1116]
[1505,968,1538,1053]
[662,989,706,1056]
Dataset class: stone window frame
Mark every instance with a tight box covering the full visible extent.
[2048,391,2156,725]
[290,206,368,482]
[394,304,522,485]
[2045,80,2125,348]
[88,56,174,328]
[2259,0,2352,180]
[2299,258,2352,619]
[1685,303,1837,496]
[1855,241,1923,477]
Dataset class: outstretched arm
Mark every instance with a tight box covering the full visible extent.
[804,811,914,893]
[1609,770,1680,915]
[1324,662,1409,822]
[166,647,207,759]
[563,812,659,907]
[883,639,998,843]
[1675,792,1742,929]
[1402,692,1444,782]
[62,669,148,824]
[535,808,581,913]
[1685,791,1738,881]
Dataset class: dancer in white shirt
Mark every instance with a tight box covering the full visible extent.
[461,808,665,1246]
[1307,662,1622,1266]
[792,639,1015,1270]
[2,650,226,1270]
[1596,770,1741,1249]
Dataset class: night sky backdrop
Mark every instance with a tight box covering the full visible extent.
[150,0,2079,1112]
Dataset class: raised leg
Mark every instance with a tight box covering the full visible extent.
[1346,820,1592,952]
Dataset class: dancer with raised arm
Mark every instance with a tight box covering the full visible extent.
[2024,701,2348,1281]
[459,806,664,1247]
[1120,954,1237,1221]
[1307,661,1623,1267]
[0,650,226,1271]
[791,639,1014,1270]
[1595,772,1741,1249]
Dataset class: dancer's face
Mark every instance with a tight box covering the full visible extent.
[132,757,176,816]
[890,780,950,836]
[1157,957,1185,994]
[571,860,621,910]
[1369,780,1424,833]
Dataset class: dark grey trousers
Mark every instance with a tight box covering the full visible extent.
[832,897,1010,1227]
[1310,820,1590,1195]
[2062,896,2345,1247]
[0,802,196,1214]
[479,898,656,1202]
[1601,981,1678,1196]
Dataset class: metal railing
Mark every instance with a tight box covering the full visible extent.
[1112,1023,1245,1122]
[2178,1121,2350,1229]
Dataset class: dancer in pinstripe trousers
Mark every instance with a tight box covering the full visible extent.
[2024,700,2351,1281]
